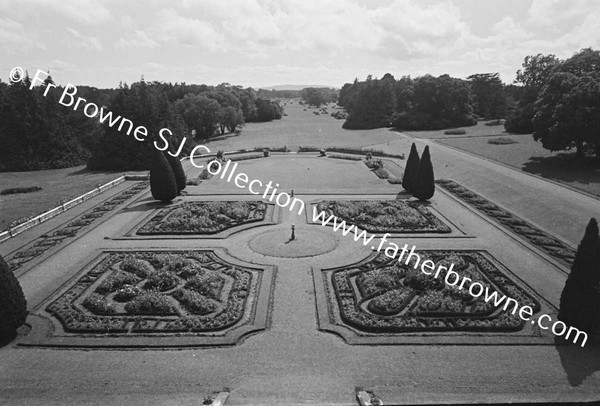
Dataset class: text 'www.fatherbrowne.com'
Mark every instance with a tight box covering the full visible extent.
[311,207,589,347]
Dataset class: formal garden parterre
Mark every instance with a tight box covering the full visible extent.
[313,200,451,233]
[137,201,268,235]
[316,250,557,345]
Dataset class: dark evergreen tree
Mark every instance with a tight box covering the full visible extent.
[150,148,178,202]
[558,218,600,338]
[164,151,186,193]
[412,145,435,201]
[402,143,420,192]
[0,255,28,342]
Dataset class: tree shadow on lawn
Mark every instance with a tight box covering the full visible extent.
[522,153,600,188]
[555,336,600,387]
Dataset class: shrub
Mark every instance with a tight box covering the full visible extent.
[412,145,435,201]
[0,255,28,341]
[229,153,263,161]
[387,176,402,184]
[164,152,186,193]
[186,178,201,186]
[216,150,224,160]
[1,186,42,195]
[82,294,116,314]
[485,119,503,126]
[113,284,141,302]
[558,218,600,341]
[444,129,466,135]
[125,291,174,314]
[198,168,211,180]
[172,289,215,315]
[144,271,178,291]
[365,159,384,170]
[150,149,178,203]
[328,154,362,161]
[297,146,321,153]
[488,137,518,145]
[373,167,389,179]
[263,149,270,157]
[402,143,420,193]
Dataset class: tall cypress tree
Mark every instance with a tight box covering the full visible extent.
[164,151,186,193]
[402,143,420,192]
[558,218,600,337]
[150,148,178,202]
[0,255,28,342]
[412,145,435,201]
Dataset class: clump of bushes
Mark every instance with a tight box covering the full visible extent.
[198,168,212,180]
[365,159,384,170]
[330,111,348,120]
[125,291,174,314]
[444,128,466,135]
[387,177,402,184]
[1,186,42,195]
[229,153,263,161]
[0,255,28,342]
[488,137,517,145]
[328,154,362,161]
[172,289,215,315]
[558,218,600,344]
[82,294,116,314]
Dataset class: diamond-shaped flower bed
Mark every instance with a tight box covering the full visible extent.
[22,250,275,347]
[314,200,450,233]
[316,251,554,345]
[137,201,268,235]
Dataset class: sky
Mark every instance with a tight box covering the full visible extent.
[0,0,599,89]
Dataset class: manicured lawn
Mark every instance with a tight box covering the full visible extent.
[436,134,600,197]
[0,165,128,231]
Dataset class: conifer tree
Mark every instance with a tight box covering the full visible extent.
[0,255,28,341]
[402,143,420,192]
[164,151,186,193]
[150,148,178,202]
[558,218,600,337]
[412,145,435,201]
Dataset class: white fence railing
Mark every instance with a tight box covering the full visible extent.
[0,175,128,243]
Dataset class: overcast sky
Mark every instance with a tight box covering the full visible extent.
[1,0,599,89]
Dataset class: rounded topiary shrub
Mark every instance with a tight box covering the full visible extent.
[150,149,178,203]
[412,145,435,201]
[0,255,28,342]
[559,218,600,342]
[402,143,420,193]
[164,151,187,193]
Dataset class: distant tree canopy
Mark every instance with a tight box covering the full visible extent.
[532,48,600,159]
[505,53,560,134]
[0,74,105,171]
[300,87,338,107]
[340,73,477,130]
[0,78,284,172]
[467,73,507,119]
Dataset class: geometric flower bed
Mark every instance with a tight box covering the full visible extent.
[314,200,451,233]
[7,181,149,273]
[324,251,542,334]
[436,179,576,265]
[137,201,268,235]
[45,250,261,334]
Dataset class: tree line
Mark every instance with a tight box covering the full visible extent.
[0,77,283,171]
[338,47,600,160]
